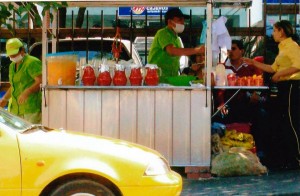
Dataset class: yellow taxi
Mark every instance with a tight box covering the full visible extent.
[0,108,182,195]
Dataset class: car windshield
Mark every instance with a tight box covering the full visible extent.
[29,39,131,61]
[0,108,32,133]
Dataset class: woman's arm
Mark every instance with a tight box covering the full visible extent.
[242,58,275,73]
[272,67,300,82]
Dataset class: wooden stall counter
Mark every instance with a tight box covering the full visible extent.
[42,85,212,167]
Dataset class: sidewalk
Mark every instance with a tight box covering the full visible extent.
[181,169,300,195]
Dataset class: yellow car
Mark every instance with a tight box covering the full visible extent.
[0,108,182,196]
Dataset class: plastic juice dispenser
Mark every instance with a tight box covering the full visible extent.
[46,53,77,85]
[215,63,226,86]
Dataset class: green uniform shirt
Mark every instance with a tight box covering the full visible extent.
[8,54,42,116]
[148,27,182,82]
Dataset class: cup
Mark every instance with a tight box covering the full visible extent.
[227,73,236,86]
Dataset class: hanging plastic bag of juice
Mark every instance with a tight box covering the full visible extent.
[112,26,122,63]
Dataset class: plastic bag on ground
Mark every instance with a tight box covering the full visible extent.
[211,147,267,177]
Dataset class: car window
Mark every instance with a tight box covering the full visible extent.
[0,108,31,132]
[30,40,131,62]
[134,37,153,64]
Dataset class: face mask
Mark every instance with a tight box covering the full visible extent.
[10,54,23,63]
[172,21,185,34]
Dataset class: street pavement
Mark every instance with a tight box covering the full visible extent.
[180,169,300,195]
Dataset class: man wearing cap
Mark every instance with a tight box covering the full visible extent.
[0,38,42,124]
[148,7,204,82]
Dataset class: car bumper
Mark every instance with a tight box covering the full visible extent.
[120,171,182,196]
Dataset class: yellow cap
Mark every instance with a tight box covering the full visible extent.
[6,38,23,56]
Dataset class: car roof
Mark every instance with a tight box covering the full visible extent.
[29,37,131,53]
[29,37,143,66]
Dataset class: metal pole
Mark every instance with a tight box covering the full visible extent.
[86,10,89,64]
[101,10,104,59]
[279,0,282,21]
[71,11,74,51]
[27,11,30,51]
[145,9,148,65]
[263,0,267,61]
[130,9,133,58]
[206,0,213,98]
[42,11,49,123]
[248,8,251,57]
[52,9,57,53]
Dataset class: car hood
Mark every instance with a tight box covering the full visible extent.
[17,128,166,186]
[19,128,162,161]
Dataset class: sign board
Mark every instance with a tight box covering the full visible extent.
[266,0,298,3]
[118,6,178,17]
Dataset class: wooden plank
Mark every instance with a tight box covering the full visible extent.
[265,4,299,15]
[102,90,120,138]
[0,27,266,40]
[119,90,137,142]
[48,89,67,129]
[84,90,102,135]
[66,90,84,132]
[155,91,173,163]
[67,1,207,7]
[191,90,211,166]
[172,90,191,165]
[137,90,155,148]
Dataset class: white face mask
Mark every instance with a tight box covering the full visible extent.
[10,54,23,63]
[172,21,185,34]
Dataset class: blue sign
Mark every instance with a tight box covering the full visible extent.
[118,7,177,17]
[266,0,299,3]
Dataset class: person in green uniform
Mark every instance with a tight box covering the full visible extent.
[148,8,204,83]
[0,38,42,124]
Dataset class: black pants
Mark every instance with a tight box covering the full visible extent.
[267,80,300,168]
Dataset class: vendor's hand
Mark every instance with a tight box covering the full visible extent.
[217,104,229,116]
[0,99,8,107]
[195,45,205,54]
[18,91,30,104]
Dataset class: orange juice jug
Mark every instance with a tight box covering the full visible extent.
[46,53,77,85]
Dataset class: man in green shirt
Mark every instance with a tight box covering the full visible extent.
[0,38,42,124]
[148,8,204,82]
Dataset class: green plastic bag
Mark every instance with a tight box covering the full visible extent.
[211,147,267,177]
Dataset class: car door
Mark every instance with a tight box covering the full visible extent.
[0,128,21,195]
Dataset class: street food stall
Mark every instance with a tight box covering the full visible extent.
[41,0,257,170]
